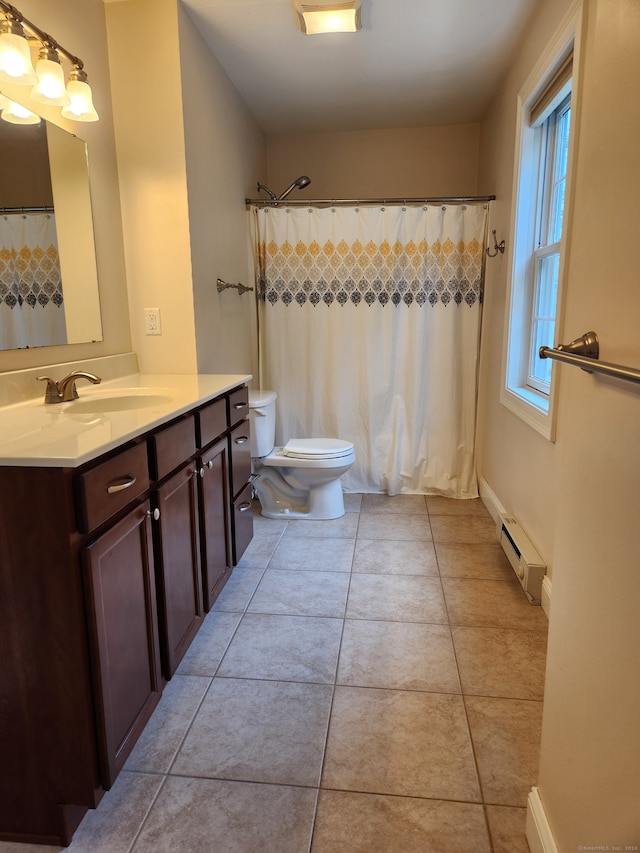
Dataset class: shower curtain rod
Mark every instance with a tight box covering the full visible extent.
[1,206,55,214]
[245,195,496,207]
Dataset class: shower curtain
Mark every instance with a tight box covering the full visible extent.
[0,213,66,350]
[251,202,488,497]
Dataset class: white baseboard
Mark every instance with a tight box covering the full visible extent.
[541,575,552,618]
[478,476,506,525]
[526,788,558,853]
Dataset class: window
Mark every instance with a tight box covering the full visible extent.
[502,15,580,439]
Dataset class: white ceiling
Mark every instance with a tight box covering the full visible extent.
[180,0,541,135]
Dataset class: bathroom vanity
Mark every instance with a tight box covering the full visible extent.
[0,372,252,846]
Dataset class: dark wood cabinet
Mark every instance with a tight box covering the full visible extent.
[153,462,203,678]
[198,436,231,610]
[82,501,162,788]
[0,382,252,846]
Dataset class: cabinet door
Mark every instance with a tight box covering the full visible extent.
[154,464,203,678]
[199,437,231,611]
[82,501,163,789]
[232,481,254,565]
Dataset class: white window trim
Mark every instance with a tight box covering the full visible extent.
[500,1,583,441]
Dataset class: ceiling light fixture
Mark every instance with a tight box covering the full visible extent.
[0,0,98,122]
[294,0,362,35]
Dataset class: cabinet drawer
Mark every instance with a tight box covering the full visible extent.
[77,443,149,534]
[198,396,227,449]
[150,416,196,481]
[229,386,249,427]
[232,482,254,565]
[229,421,252,498]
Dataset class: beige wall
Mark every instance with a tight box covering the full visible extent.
[477,0,640,846]
[265,124,480,200]
[0,0,131,374]
[106,0,198,374]
[179,6,265,376]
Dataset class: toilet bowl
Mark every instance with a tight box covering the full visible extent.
[249,391,355,520]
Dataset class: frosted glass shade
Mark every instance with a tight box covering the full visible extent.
[1,98,40,124]
[32,57,70,106]
[0,31,37,85]
[301,8,358,33]
[61,79,99,122]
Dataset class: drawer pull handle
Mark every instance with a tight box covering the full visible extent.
[238,501,252,512]
[146,507,160,521]
[249,473,260,483]
[107,474,136,494]
[235,436,249,444]
[234,402,247,410]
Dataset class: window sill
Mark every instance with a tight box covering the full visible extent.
[500,383,556,441]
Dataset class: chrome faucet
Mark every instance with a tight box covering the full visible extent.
[37,371,101,404]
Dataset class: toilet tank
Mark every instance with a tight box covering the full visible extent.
[248,390,277,457]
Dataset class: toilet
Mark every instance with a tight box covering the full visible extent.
[248,390,355,520]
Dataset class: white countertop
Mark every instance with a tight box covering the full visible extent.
[0,373,251,467]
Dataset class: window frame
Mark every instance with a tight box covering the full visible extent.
[500,3,582,440]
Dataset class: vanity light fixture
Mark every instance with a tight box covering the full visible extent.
[0,0,98,122]
[294,0,362,35]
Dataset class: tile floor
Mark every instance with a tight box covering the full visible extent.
[2,494,549,853]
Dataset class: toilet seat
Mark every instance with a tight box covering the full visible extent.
[280,438,354,460]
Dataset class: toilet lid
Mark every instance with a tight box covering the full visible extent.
[281,438,354,460]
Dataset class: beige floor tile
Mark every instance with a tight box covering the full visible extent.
[131,777,316,853]
[251,513,288,538]
[337,619,460,693]
[235,534,282,569]
[172,678,332,786]
[311,791,490,853]
[347,573,448,623]
[357,512,433,541]
[361,493,428,514]
[465,696,543,807]
[124,675,210,773]
[426,496,490,517]
[352,538,439,575]
[211,566,265,612]
[452,626,547,699]
[322,687,481,801]
[268,535,355,572]
[176,610,242,675]
[485,805,530,853]
[436,542,514,580]
[247,569,350,617]
[218,613,342,683]
[442,578,549,630]
[343,492,363,512]
[430,514,496,544]
[65,771,163,853]
[284,513,359,539]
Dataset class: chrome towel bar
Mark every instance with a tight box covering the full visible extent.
[216,278,254,295]
[539,331,640,385]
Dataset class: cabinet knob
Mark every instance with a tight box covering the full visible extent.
[235,436,249,444]
[107,474,136,494]
[198,467,205,478]
[146,507,160,521]
[207,460,214,469]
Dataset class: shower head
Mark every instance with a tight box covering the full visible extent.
[278,175,312,201]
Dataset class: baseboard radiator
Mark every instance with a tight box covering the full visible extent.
[497,513,547,605]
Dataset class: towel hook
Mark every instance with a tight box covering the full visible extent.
[486,230,506,257]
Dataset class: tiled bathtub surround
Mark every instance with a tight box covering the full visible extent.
[1,494,548,853]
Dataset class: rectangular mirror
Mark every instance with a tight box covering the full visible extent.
[0,115,102,351]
